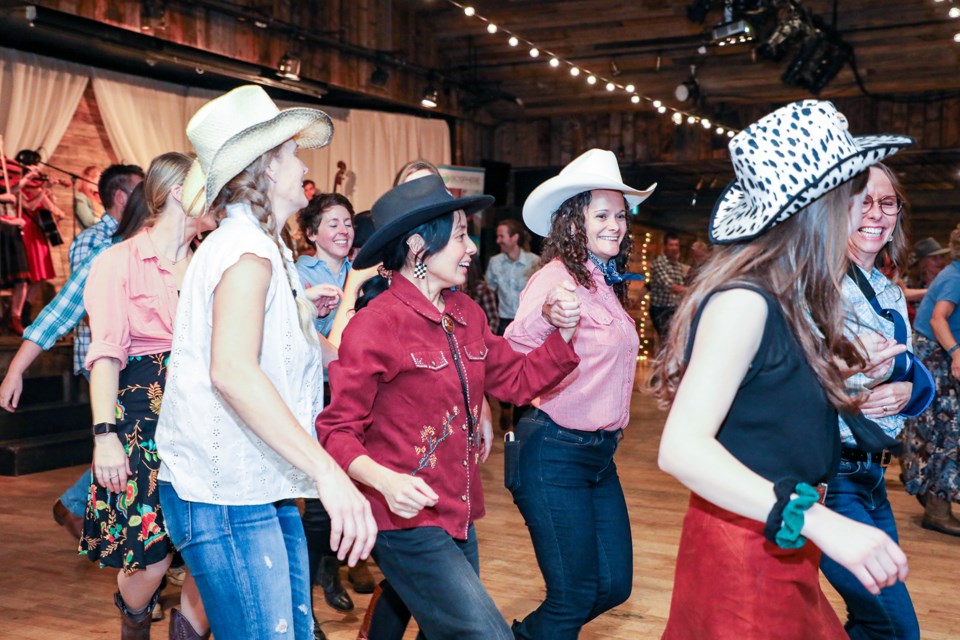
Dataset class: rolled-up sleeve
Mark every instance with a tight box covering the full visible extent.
[83,248,131,370]
[506,261,566,352]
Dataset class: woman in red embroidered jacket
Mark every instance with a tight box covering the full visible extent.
[316,175,581,639]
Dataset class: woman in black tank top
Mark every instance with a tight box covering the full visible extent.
[652,100,914,639]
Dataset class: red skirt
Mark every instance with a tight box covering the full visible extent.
[21,214,55,282]
[662,494,846,640]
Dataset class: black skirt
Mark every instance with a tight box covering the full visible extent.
[0,222,30,288]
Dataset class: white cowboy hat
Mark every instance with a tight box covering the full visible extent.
[522,148,657,237]
[185,85,333,213]
[709,100,913,244]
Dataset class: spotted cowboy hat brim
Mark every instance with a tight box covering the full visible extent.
[353,174,495,269]
[710,135,913,244]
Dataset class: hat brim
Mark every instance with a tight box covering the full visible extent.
[203,108,333,213]
[709,134,914,244]
[353,194,495,269]
[910,247,951,266]
[522,172,656,237]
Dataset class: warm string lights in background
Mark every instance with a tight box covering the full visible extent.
[933,0,960,42]
[446,1,740,138]
[637,231,653,362]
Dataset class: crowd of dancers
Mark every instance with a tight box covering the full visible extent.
[2,85,960,640]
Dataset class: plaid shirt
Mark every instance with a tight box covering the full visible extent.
[650,254,686,308]
[24,214,118,374]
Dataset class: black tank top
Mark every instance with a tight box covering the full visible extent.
[686,285,840,484]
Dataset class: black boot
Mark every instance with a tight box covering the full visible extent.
[168,609,210,640]
[317,556,354,612]
[115,589,161,640]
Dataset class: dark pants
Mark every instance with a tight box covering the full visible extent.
[820,457,920,640]
[650,305,677,340]
[507,409,633,640]
[301,498,332,586]
[496,317,526,427]
[372,525,512,640]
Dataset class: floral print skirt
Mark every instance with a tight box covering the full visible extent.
[80,353,171,573]
[900,334,960,502]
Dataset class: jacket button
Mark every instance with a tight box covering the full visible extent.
[460,495,467,502]
[462,459,468,467]
[461,424,467,431]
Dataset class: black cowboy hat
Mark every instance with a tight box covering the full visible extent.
[354,174,494,269]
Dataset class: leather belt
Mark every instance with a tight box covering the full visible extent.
[840,447,892,468]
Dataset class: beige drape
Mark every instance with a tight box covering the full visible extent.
[0,46,89,161]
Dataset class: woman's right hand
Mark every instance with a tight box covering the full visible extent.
[314,466,378,567]
[375,467,439,520]
[541,279,581,342]
[804,504,908,595]
[93,434,131,494]
[855,331,907,380]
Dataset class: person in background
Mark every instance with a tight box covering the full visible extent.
[74,165,103,229]
[296,193,353,337]
[303,179,317,202]
[655,100,912,639]
[649,232,688,340]
[903,237,950,321]
[900,223,960,537]
[684,239,710,285]
[486,218,539,429]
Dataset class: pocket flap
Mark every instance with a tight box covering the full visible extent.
[463,340,488,361]
[410,350,449,370]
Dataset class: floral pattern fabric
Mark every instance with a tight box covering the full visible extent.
[80,352,171,573]
[900,334,960,501]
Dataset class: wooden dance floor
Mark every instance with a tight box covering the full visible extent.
[2,365,959,639]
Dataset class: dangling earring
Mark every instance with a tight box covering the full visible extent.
[414,258,427,279]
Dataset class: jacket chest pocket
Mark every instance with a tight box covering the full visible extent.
[462,339,488,362]
[410,350,449,371]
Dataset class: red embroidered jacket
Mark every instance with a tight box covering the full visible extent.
[317,274,580,540]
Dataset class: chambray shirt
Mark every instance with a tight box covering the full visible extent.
[24,214,118,374]
[295,254,351,337]
[914,261,960,341]
[839,265,911,446]
[485,249,538,320]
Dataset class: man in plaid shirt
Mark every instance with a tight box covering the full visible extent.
[649,232,688,340]
[0,164,142,536]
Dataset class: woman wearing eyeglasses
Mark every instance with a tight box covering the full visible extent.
[819,162,933,640]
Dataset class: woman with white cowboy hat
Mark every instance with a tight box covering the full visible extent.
[504,148,654,639]
[315,174,582,639]
[81,152,214,640]
[155,85,376,640]
[654,100,914,637]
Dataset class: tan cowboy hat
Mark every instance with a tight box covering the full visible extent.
[522,149,656,237]
[185,85,333,214]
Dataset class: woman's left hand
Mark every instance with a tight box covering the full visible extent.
[479,399,494,463]
[860,381,912,418]
[304,283,343,318]
[93,434,131,494]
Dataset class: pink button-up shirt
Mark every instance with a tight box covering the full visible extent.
[506,259,640,432]
[84,231,179,370]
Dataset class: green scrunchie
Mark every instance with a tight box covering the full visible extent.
[774,482,820,549]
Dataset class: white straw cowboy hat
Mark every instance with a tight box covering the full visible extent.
[522,148,657,237]
[184,84,333,214]
[709,100,913,244]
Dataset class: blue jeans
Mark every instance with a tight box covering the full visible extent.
[372,525,512,640]
[158,482,313,640]
[61,468,93,516]
[820,457,920,640]
[507,409,633,640]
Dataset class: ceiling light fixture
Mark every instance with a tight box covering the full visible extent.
[421,84,439,108]
[276,52,301,81]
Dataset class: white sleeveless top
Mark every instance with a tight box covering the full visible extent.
[157,204,322,504]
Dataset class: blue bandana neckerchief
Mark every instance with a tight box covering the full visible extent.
[588,252,645,286]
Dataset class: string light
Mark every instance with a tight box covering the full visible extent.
[443,0,738,136]
[951,6,960,18]
[636,231,654,361]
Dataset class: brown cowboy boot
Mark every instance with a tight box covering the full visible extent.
[115,589,161,640]
[921,494,960,537]
[168,608,210,640]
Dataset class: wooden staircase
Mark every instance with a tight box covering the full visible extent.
[0,338,92,476]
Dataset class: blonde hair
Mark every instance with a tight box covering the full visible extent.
[870,163,908,270]
[143,152,194,226]
[652,172,869,412]
[212,145,319,345]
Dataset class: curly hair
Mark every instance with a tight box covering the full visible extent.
[540,190,632,305]
[297,192,355,239]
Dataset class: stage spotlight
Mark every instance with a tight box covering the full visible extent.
[421,85,439,109]
[781,31,849,94]
[277,53,301,81]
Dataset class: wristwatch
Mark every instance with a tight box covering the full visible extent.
[92,422,118,436]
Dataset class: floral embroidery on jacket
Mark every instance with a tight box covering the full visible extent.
[412,407,458,475]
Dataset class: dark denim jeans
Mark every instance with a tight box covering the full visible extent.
[372,524,512,640]
[158,482,313,640]
[507,409,633,640]
[820,458,920,640]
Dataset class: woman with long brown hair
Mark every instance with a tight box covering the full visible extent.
[655,100,914,637]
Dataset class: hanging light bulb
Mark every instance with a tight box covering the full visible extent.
[486,23,498,33]
[687,115,697,124]
[605,81,616,91]
[464,6,475,16]
[508,36,519,47]
[657,105,667,113]
[625,83,635,93]
[701,118,711,129]
[727,130,735,137]
[631,95,641,104]
[716,126,725,135]
[570,67,580,76]
[951,6,960,18]
[529,47,540,57]
[672,112,684,124]
[587,75,597,85]
[549,57,560,67]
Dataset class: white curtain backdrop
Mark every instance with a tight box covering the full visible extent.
[0,46,88,162]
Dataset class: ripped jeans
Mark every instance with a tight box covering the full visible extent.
[158,482,313,640]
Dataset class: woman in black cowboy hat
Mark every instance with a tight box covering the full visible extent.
[315,174,582,639]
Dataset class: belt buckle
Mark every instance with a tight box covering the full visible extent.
[877,449,892,468]
[816,482,829,504]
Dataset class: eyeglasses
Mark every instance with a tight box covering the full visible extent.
[862,195,902,216]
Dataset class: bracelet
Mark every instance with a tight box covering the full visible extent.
[948,344,960,356]
[764,479,820,549]
[92,422,118,436]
